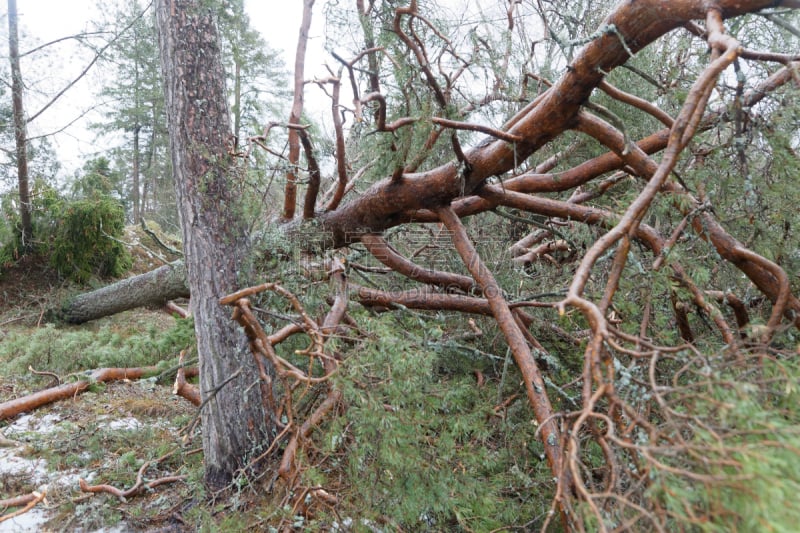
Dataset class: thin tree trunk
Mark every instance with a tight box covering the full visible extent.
[155,0,274,490]
[282,0,314,220]
[132,124,141,223]
[233,60,241,143]
[7,0,32,251]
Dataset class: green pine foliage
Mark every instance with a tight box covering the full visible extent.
[298,312,554,531]
[49,196,132,283]
[0,182,61,267]
[0,317,195,378]
[648,354,800,532]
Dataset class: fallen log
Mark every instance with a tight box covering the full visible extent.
[0,366,195,421]
[59,261,189,324]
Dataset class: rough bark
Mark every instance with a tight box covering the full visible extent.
[60,261,189,324]
[155,0,273,490]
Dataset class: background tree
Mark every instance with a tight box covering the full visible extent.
[92,0,287,228]
[70,157,124,200]
[93,0,170,226]
[7,0,32,250]
[215,0,289,143]
[2,0,140,254]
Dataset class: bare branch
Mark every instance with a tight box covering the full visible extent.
[26,5,148,124]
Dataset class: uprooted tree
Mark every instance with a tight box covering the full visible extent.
[64,0,799,528]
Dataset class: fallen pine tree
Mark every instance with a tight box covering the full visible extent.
[58,261,189,324]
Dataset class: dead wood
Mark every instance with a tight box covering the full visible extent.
[221,261,348,490]
[436,205,568,491]
[1,367,157,421]
[0,491,46,524]
[78,451,186,502]
[59,261,188,324]
[0,430,21,447]
[164,300,189,319]
[173,352,200,406]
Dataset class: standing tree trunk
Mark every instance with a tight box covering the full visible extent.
[155,0,273,490]
[132,124,141,223]
[233,60,242,143]
[281,0,314,221]
[7,0,32,251]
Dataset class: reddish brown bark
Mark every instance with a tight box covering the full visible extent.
[173,366,200,406]
[221,268,348,486]
[436,206,567,490]
[354,284,495,315]
[0,493,41,509]
[0,491,45,524]
[283,0,315,220]
[79,451,186,502]
[706,290,751,331]
[0,367,157,421]
[360,233,477,293]
[296,0,779,249]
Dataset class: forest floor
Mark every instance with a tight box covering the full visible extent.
[0,238,219,532]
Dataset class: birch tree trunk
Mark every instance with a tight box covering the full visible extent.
[155,0,273,490]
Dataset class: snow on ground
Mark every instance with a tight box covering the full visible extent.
[1,412,137,532]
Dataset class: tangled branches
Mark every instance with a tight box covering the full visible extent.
[232,0,799,529]
[220,258,349,513]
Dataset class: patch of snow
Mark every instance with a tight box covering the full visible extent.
[4,413,63,436]
[0,448,49,486]
[0,507,50,533]
[331,518,385,532]
[103,417,142,431]
[0,413,142,532]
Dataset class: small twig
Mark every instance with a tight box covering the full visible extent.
[79,452,186,502]
[198,368,243,412]
[0,430,21,448]
[432,116,523,143]
[0,491,46,524]
[28,365,60,387]
[0,316,29,327]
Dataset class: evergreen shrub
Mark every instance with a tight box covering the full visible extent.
[49,196,131,283]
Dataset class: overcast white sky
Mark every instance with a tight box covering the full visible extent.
[10,0,489,180]
[10,1,317,178]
